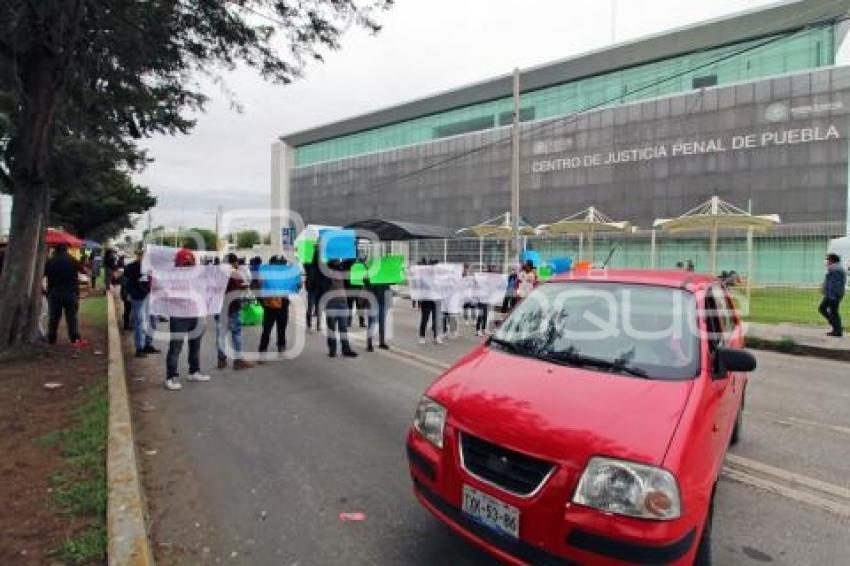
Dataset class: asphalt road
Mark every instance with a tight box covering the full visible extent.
[133,305,850,565]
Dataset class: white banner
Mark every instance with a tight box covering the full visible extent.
[473,273,509,305]
[408,265,440,301]
[149,265,231,318]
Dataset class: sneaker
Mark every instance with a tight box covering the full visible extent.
[135,350,147,358]
[418,337,426,345]
[165,378,183,391]
[187,372,211,382]
[328,351,337,358]
[143,345,161,354]
[475,330,483,337]
[435,337,444,345]
[217,357,227,369]
[378,344,390,350]
[233,359,255,370]
[342,350,358,358]
[367,344,374,352]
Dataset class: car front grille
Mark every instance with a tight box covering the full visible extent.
[459,433,555,497]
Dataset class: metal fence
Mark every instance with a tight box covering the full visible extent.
[383,222,847,327]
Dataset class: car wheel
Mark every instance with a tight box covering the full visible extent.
[730,391,745,446]
[694,489,715,566]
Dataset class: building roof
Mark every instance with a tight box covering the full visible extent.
[343,218,454,240]
[281,0,849,147]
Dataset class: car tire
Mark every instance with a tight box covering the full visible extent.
[730,390,745,446]
[694,489,715,566]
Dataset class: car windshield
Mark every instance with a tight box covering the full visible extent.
[491,282,700,380]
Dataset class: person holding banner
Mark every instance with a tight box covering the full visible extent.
[258,256,297,357]
[365,279,391,352]
[217,253,255,370]
[162,248,213,391]
[516,261,538,301]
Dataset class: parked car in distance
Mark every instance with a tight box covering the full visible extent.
[407,269,756,565]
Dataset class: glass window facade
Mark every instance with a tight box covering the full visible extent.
[295,26,835,167]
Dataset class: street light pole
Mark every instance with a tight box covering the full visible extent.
[510,67,521,270]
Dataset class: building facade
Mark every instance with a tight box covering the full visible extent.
[273,0,850,245]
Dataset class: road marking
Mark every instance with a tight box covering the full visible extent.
[373,342,850,518]
[723,454,850,518]
[750,410,850,438]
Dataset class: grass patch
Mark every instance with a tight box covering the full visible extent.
[734,286,846,328]
[48,383,108,564]
[79,295,108,331]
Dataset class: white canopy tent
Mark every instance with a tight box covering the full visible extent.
[537,206,631,264]
[653,196,780,276]
[456,212,537,271]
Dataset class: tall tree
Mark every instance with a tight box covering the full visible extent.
[0,0,391,351]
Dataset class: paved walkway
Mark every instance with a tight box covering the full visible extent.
[746,321,850,351]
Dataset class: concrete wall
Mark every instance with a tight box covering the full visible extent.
[290,67,850,231]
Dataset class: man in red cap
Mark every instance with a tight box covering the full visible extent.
[162,248,212,391]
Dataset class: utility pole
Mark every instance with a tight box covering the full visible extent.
[215,205,223,251]
[510,67,521,268]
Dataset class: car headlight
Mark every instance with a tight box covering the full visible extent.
[413,396,447,449]
[573,456,681,520]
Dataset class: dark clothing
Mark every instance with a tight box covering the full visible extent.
[44,253,81,294]
[476,302,489,332]
[419,300,440,339]
[166,317,203,378]
[122,297,132,330]
[260,300,289,352]
[306,289,322,330]
[366,285,391,348]
[326,297,353,355]
[47,289,80,343]
[823,263,847,302]
[819,298,843,335]
[123,260,151,300]
[225,272,247,316]
[501,295,518,313]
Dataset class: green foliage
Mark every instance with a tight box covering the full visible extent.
[78,296,107,330]
[44,383,108,563]
[145,227,218,250]
[235,229,261,249]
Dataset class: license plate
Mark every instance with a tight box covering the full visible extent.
[462,484,520,539]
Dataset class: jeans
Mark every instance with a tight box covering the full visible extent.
[166,317,203,379]
[260,300,289,352]
[47,289,80,343]
[476,302,489,332]
[131,298,157,351]
[819,297,843,334]
[442,313,458,335]
[326,298,353,354]
[217,311,243,360]
[367,291,388,348]
[306,289,322,330]
[419,300,441,339]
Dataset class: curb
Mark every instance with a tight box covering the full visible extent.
[106,293,155,566]
[745,336,850,362]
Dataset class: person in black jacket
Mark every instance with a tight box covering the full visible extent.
[124,249,160,357]
[44,244,83,344]
[820,253,846,337]
[305,260,322,331]
[322,260,357,358]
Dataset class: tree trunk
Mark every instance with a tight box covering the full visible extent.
[0,48,60,352]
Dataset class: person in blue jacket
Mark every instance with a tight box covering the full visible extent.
[819,253,846,337]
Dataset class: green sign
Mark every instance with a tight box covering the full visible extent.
[296,239,317,264]
[539,264,553,281]
[369,255,406,284]
[350,262,367,286]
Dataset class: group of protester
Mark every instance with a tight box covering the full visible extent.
[414,259,540,344]
[115,247,396,391]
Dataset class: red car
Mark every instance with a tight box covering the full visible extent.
[407,269,756,565]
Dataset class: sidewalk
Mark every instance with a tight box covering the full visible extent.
[746,321,850,359]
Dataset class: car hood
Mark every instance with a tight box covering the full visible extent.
[428,346,694,468]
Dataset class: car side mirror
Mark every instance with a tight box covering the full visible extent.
[715,347,757,376]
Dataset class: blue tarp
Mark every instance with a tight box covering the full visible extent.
[259,264,301,293]
[549,257,573,274]
[520,250,541,267]
[320,229,357,261]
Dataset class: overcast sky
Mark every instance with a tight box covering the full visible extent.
[135,0,781,234]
